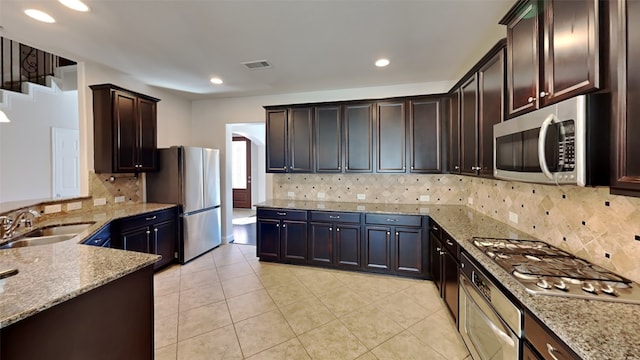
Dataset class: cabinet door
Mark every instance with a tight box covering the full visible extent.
[409,99,441,173]
[152,220,176,269]
[443,250,459,323]
[460,76,478,175]
[394,227,424,277]
[506,0,540,117]
[113,90,138,172]
[289,108,313,172]
[281,220,308,262]
[121,226,150,253]
[364,226,392,272]
[309,222,333,265]
[376,101,406,172]
[266,109,288,173]
[344,104,373,172]
[335,224,361,268]
[478,49,505,177]
[137,98,157,171]
[429,232,443,294]
[315,106,342,172]
[448,91,461,173]
[610,0,640,195]
[257,219,281,260]
[543,0,600,105]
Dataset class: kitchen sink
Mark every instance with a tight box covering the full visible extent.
[1,234,78,248]
[0,222,95,249]
[22,222,95,237]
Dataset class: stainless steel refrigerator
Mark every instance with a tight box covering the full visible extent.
[146,146,221,263]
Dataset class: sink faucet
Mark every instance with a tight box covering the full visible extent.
[0,209,40,239]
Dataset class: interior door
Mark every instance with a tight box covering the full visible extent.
[232,136,252,208]
[51,127,80,198]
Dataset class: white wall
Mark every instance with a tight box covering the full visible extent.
[0,83,78,202]
[191,80,454,242]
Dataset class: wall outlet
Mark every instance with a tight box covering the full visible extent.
[287,191,295,198]
[467,197,474,205]
[44,204,62,214]
[509,211,518,224]
[65,202,82,211]
[114,196,125,203]
[317,192,325,199]
[419,207,429,214]
[316,204,326,209]
[93,198,107,206]
[419,195,430,202]
[357,194,366,200]
[357,205,365,211]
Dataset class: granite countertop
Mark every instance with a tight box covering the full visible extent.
[257,200,640,360]
[0,202,176,328]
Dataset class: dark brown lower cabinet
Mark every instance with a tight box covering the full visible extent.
[1,265,154,360]
[429,218,460,323]
[280,220,308,263]
[115,207,178,270]
[257,208,308,262]
[308,211,362,269]
[364,226,393,272]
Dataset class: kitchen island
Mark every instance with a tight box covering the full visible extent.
[0,203,174,360]
[257,200,640,360]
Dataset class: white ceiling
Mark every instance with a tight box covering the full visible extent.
[0,0,512,100]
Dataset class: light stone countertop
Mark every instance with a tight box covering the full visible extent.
[0,202,177,328]
[257,200,640,360]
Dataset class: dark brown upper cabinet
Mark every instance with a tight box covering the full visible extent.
[265,107,313,173]
[344,104,374,173]
[448,91,461,174]
[609,0,640,196]
[448,41,506,177]
[376,101,406,173]
[501,0,601,118]
[314,106,342,173]
[91,84,160,173]
[460,75,479,175]
[478,48,506,176]
[409,98,442,173]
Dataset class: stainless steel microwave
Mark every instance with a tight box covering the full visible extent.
[493,94,610,186]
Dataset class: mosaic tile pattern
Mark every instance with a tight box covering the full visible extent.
[89,171,142,204]
[272,173,640,283]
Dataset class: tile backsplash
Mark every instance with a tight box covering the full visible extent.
[273,173,640,283]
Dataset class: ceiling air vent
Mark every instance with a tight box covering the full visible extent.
[242,60,272,70]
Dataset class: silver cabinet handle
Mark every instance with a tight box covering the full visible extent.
[446,240,454,246]
[432,227,438,231]
[540,91,548,98]
[329,215,340,219]
[146,230,151,235]
[546,343,560,360]
[454,165,459,170]
[336,228,340,232]
[146,215,157,221]
[528,96,536,103]
[337,165,341,170]
[436,247,441,251]
[276,224,279,228]
[395,232,399,236]
[411,166,414,170]
[282,224,286,228]
[386,218,397,222]
[439,251,446,255]
[283,166,287,170]
[387,231,390,235]
[329,227,332,231]
[277,212,287,216]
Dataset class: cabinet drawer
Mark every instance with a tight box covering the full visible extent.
[442,231,459,258]
[257,208,307,221]
[365,213,422,227]
[120,208,176,230]
[309,211,360,223]
[525,312,578,360]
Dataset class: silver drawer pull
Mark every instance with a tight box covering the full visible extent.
[277,212,287,216]
[547,343,560,360]
[432,227,438,231]
[446,240,454,246]
[386,218,397,222]
[145,216,157,221]
[329,215,340,219]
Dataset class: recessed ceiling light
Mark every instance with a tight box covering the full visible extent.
[58,0,90,12]
[375,58,390,67]
[210,77,223,85]
[24,9,56,23]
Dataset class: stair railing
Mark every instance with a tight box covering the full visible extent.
[1,37,75,93]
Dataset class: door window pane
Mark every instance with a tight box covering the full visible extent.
[232,140,247,189]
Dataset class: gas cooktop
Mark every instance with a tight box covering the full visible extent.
[472,237,640,305]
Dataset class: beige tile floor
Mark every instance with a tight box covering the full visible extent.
[154,243,471,360]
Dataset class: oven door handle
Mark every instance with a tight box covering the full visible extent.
[460,275,517,348]
[538,114,557,181]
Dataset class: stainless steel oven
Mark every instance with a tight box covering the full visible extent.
[459,252,522,360]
